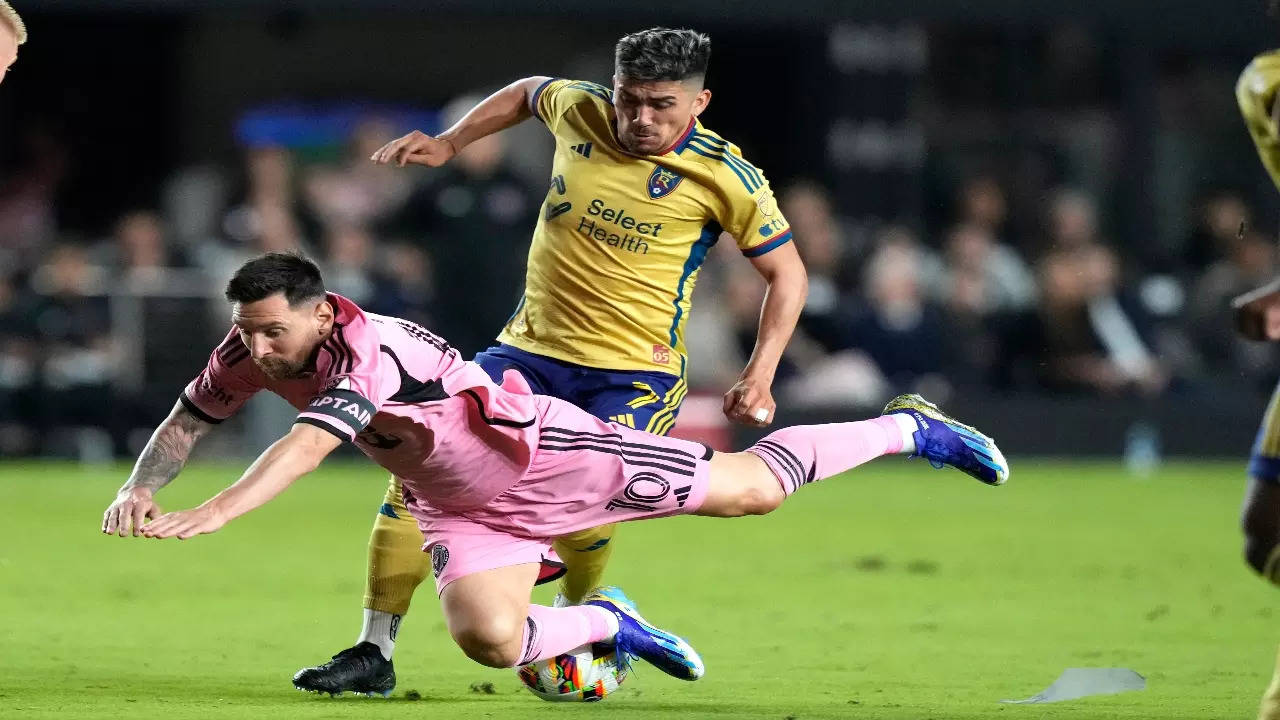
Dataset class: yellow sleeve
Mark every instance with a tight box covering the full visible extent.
[531,78,613,135]
[1238,50,1280,191]
[709,145,792,257]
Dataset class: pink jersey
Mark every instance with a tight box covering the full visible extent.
[181,294,542,512]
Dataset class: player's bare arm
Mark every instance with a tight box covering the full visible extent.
[1232,277,1280,341]
[1228,90,1280,343]
[142,422,342,540]
[724,242,808,427]
[371,76,551,168]
[101,400,214,537]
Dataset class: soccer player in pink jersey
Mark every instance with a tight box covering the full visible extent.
[104,253,1008,687]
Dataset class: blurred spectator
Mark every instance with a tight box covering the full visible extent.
[682,262,744,394]
[0,126,70,268]
[201,149,314,285]
[0,272,38,455]
[1044,187,1103,255]
[322,224,380,307]
[780,181,860,353]
[1009,246,1168,396]
[364,243,435,329]
[933,223,1034,387]
[94,210,188,282]
[163,166,229,250]
[392,93,539,357]
[255,202,308,253]
[1189,228,1278,384]
[956,175,1011,241]
[246,145,295,208]
[27,243,134,455]
[938,223,1036,316]
[303,118,414,229]
[323,226,435,326]
[848,235,952,390]
[1181,189,1250,273]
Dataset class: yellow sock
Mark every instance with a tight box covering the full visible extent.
[1261,644,1280,720]
[363,476,431,615]
[554,523,618,604]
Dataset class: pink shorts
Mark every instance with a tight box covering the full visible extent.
[412,395,713,593]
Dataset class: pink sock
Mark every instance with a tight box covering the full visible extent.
[516,604,616,666]
[746,418,899,495]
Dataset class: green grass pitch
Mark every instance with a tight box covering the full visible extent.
[0,459,1274,719]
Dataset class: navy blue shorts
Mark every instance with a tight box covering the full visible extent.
[473,344,687,436]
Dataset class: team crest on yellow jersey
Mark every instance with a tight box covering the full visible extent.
[647,166,683,199]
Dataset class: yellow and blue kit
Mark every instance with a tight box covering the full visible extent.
[495,78,791,389]
[478,78,792,433]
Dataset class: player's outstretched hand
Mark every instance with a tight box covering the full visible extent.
[141,506,227,540]
[723,377,776,428]
[370,130,457,168]
[102,487,163,538]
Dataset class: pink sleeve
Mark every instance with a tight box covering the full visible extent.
[295,322,392,442]
[180,332,263,423]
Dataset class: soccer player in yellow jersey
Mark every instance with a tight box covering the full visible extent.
[289,28,808,694]
[1236,33,1280,720]
[0,1,27,85]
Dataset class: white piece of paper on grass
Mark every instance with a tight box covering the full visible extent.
[1000,668,1146,704]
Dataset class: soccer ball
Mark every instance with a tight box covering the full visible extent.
[516,641,628,702]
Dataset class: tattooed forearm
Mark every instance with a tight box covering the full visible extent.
[119,401,213,493]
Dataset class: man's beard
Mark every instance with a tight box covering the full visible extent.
[255,357,308,380]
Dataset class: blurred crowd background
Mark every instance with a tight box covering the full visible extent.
[1,1,1277,461]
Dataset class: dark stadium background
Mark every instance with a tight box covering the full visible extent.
[1,0,1278,461]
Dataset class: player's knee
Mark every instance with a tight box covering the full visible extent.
[450,616,525,668]
[753,479,787,515]
[734,478,785,516]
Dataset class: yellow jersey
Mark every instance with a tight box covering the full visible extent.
[1238,49,1280,189]
[496,78,792,376]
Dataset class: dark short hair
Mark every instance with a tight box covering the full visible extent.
[615,27,711,84]
[225,252,326,306]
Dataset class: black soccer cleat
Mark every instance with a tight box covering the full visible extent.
[292,642,396,697]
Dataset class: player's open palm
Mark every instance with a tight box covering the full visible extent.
[101,488,163,537]
[370,130,456,168]
[141,506,227,540]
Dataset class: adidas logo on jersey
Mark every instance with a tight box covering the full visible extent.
[570,142,593,158]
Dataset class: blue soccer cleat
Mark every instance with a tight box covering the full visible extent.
[584,586,705,681]
[882,393,1009,486]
